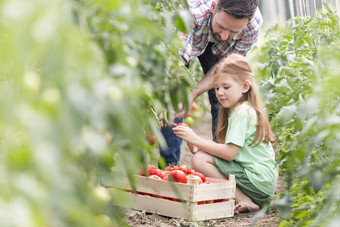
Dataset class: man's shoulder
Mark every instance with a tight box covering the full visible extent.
[234,8,263,40]
[187,0,213,8]
[187,0,213,22]
[251,8,263,25]
[246,8,263,32]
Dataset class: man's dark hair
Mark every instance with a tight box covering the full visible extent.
[216,0,258,20]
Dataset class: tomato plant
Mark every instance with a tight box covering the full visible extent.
[0,0,196,225]
[251,4,340,225]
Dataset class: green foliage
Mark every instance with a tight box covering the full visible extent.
[252,4,340,226]
[0,0,197,226]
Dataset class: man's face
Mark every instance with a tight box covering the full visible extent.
[210,10,249,42]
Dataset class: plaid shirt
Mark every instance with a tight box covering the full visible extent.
[179,0,263,62]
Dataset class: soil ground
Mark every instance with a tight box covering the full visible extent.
[125,112,285,226]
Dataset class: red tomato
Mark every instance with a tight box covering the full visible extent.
[186,174,203,184]
[178,164,190,175]
[146,134,156,145]
[148,175,162,180]
[195,172,206,183]
[157,170,168,181]
[154,168,163,176]
[140,164,154,176]
[140,164,165,177]
[162,174,168,181]
[168,170,187,183]
[191,102,200,111]
[186,169,206,182]
[147,164,159,176]
[176,123,189,127]
[165,166,175,172]
[197,201,206,205]
[188,169,197,175]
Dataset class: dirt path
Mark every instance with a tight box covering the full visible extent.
[126,112,284,226]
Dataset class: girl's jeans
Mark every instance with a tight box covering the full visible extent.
[159,42,219,167]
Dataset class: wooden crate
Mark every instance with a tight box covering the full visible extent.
[101,172,236,221]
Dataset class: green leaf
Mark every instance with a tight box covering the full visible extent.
[175,14,186,33]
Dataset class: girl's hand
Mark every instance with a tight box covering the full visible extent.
[172,125,199,144]
[187,143,199,154]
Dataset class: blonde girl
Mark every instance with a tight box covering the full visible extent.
[173,53,278,213]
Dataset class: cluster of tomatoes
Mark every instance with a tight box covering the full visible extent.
[140,164,210,185]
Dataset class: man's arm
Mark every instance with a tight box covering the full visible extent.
[191,63,217,101]
[175,62,217,119]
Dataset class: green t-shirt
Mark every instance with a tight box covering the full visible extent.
[226,102,278,196]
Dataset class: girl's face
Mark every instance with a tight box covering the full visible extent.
[214,74,249,110]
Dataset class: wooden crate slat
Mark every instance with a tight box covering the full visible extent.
[132,175,193,199]
[102,173,194,200]
[191,200,235,221]
[191,181,236,201]
[133,194,190,219]
[111,189,191,219]
[110,189,235,221]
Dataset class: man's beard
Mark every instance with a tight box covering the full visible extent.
[210,13,222,41]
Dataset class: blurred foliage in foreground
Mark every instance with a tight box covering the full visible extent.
[252,4,340,226]
[0,0,198,226]
[2,0,339,226]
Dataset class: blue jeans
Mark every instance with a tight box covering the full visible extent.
[159,118,184,167]
[159,42,219,167]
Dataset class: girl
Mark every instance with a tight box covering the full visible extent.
[173,53,278,213]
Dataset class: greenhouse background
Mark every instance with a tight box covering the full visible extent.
[260,0,340,24]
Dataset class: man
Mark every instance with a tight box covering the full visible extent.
[159,0,262,167]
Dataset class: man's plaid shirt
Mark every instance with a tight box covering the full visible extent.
[179,0,263,63]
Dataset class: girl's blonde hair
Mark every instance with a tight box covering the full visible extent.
[213,53,276,146]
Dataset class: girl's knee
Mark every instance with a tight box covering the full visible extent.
[191,151,209,170]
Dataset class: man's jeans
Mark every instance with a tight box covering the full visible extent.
[159,42,219,167]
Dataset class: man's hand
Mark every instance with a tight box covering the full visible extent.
[174,93,196,119]
[158,113,177,128]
